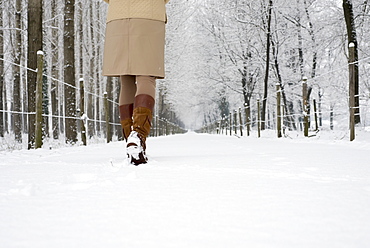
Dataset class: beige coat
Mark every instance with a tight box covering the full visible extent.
[103,0,170,23]
[102,0,170,78]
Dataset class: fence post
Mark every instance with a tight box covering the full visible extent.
[35,51,44,149]
[313,99,318,131]
[257,98,261,138]
[349,42,356,141]
[79,79,87,145]
[155,115,159,136]
[153,115,156,136]
[318,88,323,127]
[160,118,163,136]
[282,103,286,136]
[302,77,309,137]
[220,117,223,135]
[104,92,111,143]
[229,113,232,136]
[165,119,169,136]
[244,103,250,136]
[330,106,334,130]
[233,110,237,135]
[276,83,282,138]
[238,107,243,136]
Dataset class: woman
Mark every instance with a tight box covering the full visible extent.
[102,0,170,165]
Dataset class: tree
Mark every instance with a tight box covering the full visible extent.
[64,0,77,144]
[0,0,4,137]
[27,0,43,149]
[50,0,61,139]
[261,0,273,130]
[13,0,22,142]
[343,0,360,124]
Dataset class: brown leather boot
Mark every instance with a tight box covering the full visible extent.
[126,94,155,165]
[119,104,133,141]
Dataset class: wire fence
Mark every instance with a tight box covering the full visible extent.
[198,103,368,135]
[197,65,370,140]
[2,51,370,147]
[0,54,186,150]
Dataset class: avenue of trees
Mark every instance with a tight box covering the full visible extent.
[165,0,369,131]
[1,0,369,149]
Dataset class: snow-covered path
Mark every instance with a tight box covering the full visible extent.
[1,132,370,248]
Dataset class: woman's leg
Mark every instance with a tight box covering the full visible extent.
[135,75,156,99]
[119,75,136,105]
[127,76,156,165]
[119,75,136,140]
[133,76,156,141]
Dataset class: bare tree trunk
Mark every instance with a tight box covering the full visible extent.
[303,0,317,126]
[106,77,113,142]
[271,39,297,130]
[261,0,273,130]
[0,0,4,137]
[297,21,304,78]
[27,0,43,149]
[87,1,95,137]
[95,1,103,134]
[303,0,317,79]
[241,53,257,135]
[343,0,360,124]
[78,0,83,85]
[90,1,101,135]
[13,0,22,142]
[63,0,77,144]
[51,0,59,139]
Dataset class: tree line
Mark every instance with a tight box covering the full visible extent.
[1,0,370,149]
[164,0,369,131]
[0,0,183,149]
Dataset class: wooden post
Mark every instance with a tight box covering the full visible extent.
[318,88,323,127]
[276,83,282,138]
[152,115,156,137]
[165,119,169,136]
[160,118,163,136]
[313,99,319,131]
[226,116,229,135]
[282,104,286,136]
[330,106,334,130]
[302,77,309,137]
[257,98,261,138]
[104,92,111,143]
[234,110,237,135]
[244,104,250,136]
[156,115,159,137]
[35,51,44,149]
[349,42,356,141]
[229,113,232,136]
[239,107,243,136]
[220,117,223,135]
[79,79,87,146]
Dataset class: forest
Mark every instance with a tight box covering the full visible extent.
[1,0,369,150]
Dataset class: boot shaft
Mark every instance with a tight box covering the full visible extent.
[133,107,152,140]
[119,103,133,120]
[119,103,133,140]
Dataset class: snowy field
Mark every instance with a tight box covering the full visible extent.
[1,131,370,248]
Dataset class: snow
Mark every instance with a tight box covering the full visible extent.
[1,132,370,248]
